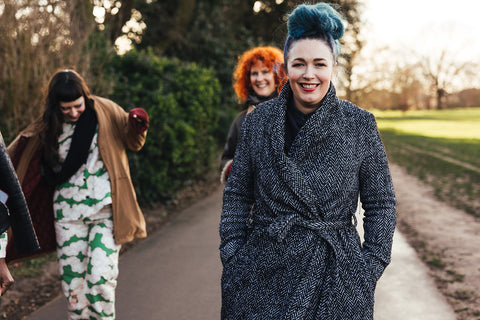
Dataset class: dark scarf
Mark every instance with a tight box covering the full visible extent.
[244,91,277,108]
[285,96,314,154]
[42,106,98,186]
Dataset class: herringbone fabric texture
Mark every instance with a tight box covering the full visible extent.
[219,82,396,320]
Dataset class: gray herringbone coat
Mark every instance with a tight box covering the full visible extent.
[219,82,396,320]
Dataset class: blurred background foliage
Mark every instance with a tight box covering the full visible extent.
[0,0,363,206]
[1,0,478,206]
[108,49,220,205]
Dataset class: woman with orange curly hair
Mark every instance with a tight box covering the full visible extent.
[220,46,286,183]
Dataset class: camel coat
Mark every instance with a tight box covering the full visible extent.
[6,96,148,261]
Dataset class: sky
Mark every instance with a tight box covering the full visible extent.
[360,0,480,60]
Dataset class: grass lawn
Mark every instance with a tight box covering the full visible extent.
[374,108,480,140]
[373,108,480,217]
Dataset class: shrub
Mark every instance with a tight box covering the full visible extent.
[109,49,221,206]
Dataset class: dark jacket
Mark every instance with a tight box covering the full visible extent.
[220,92,277,182]
[220,110,248,170]
[219,82,396,319]
[0,133,39,255]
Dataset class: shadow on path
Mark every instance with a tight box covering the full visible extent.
[26,182,456,319]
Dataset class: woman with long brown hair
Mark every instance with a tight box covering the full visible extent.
[8,69,149,319]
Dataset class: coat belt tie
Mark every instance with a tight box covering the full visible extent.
[253,213,354,243]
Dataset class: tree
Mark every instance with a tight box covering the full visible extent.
[132,0,364,138]
[420,49,473,109]
[454,88,480,108]
[389,61,425,111]
[91,0,145,49]
[405,24,480,110]
[334,0,365,101]
[0,0,96,140]
[135,0,363,63]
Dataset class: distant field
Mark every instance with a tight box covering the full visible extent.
[374,108,480,140]
[373,108,480,217]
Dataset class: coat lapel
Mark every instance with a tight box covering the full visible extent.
[265,82,345,220]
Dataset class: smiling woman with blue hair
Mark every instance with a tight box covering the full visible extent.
[219,3,396,319]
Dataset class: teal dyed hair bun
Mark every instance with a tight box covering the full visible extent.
[288,3,345,40]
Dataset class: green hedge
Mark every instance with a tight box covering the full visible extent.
[109,49,221,206]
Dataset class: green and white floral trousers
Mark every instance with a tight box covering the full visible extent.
[55,205,120,320]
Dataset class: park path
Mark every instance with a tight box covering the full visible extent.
[26,164,456,320]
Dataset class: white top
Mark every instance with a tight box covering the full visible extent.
[53,122,112,222]
[0,232,6,258]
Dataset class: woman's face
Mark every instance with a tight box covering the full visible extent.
[286,39,335,114]
[249,60,276,97]
[59,96,85,122]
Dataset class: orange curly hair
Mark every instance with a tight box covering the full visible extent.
[233,46,287,103]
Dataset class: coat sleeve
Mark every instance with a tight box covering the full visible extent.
[125,107,149,151]
[220,111,245,170]
[0,133,40,255]
[219,113,255,266]
[99,98,149,152]
[358,113,397,283]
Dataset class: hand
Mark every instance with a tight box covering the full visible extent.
[129,108,149,134]
[226,163,232,178]
[132,113,146,127]
[0,258,14,296]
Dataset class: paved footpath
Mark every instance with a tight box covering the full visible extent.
[26,187,456,320]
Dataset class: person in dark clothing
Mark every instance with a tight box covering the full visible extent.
[220,46,286,183]
[219,3,396,319]
[0,132,39,296]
